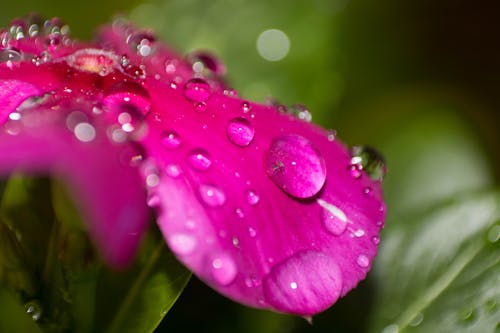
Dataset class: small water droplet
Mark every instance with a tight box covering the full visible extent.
[350,145,387,181]
[265,135,326,198]
[187,148,212,171]
[363,186,374,197]
[290,104,312,122]
[127,31,156,56]
[123,64,146,79]
[262,251,342,315]
[487,224,500,243]
[248,227,257,238]
[352,229,365,238]
[356,254,370,268]
[194,101,207,113]
[160,130,182,149]
[167,233,197,255]
[25,300,42,321]
[187,51,226,76]
[183,78,212,103]
[372,236,380,245]
[227,117,255,147]
[235,208,245,218]
[347,163,363,179]
[409,312,424,327]
[246,189,260,206]
[199,184,226,207]
[458,307,477,324]
[381,324,399,333]
[165,163,182,178]
[327,129,336,141]
[485,299,498,313]
[211,255,237,285]
[241,101,252,113]
[317,199,348,236]
[232,236,240,247]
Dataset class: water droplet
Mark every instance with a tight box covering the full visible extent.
[458,307,477,324]
[381,324,399,333]
[145,172,159,187]
[103,82,152,116]
[167,233,197,255]
[235,208,245,218]
[265,134,326,198]
[123,64,146,79]
[356,254,370,268]
[487,224,500,243]
[352,229,365,238]
[127,31,156,56]
[317,199,348,236]
[347,163,363,179]
[485,299,498,313]
[248,227,257,238]
[117,108,144,133]
[187,148,212,171]
[227,117,255,147]
[25,300,42,321]
[74,122,96,142]
[183,78,212,103]
[363,186,374,197]
[372,236,380,245]
[409,312,424,327]
[246,189,260,206]
[263,251,342,315]
[187,51,226,76]
[160,130,182,149]
[199,184,226,207]
[241,101,251,113]
[66,48,117,76]
[211,254,237,285]
[350,145,387,181]
[0,49,21,68]
[165,163,182,178]
[290,104,312,122]
[232,236,240,247]
[327,129,336,141]
[194,101,207,113]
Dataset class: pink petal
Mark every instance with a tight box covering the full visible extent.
[141,83,385,315]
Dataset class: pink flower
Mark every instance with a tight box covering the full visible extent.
[0,16,386,316]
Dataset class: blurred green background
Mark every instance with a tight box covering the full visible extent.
[1,0,499,332]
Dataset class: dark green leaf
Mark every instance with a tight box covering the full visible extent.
[368,192,500,333]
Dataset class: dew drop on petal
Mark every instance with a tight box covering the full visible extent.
[211,254,237,285]
[372,235,380,245]
[0,49,22,68]
[160,130,182,149]
[103,82,152,116]
[165,163,182,178]
[183,78,212,103]
[317,199,348,236]
[187,148,212,171]
[241,101,251,113]
[347,163,363,179]
[248,227,257,238]
[265,134,326,198]
[263,251,342,315]
[227,117,255,147]
[350,145,387,181]
[246,189,260,206]
[289,104,312,122]
[167,233,197,255]
[199,184,226,207]
[194,101,207,113]
[356,254,370,268]
[187,51,226,76]
[127,31,156,56]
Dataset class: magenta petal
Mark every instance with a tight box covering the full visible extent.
[0,103,149,267]
[142,84,385,315]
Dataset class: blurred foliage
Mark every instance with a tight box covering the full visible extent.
[1,0,499,332]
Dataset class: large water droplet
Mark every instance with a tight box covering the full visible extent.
[227,117,255,147]
[103,82,152,116]
[317,199,348,236]
[263,251,342,315]
[211,254,237,285]
[187,148,212,171]
[265,134,326,198]
[350,145,387,181]
[167,233,197,255]
[183,78,212,103]
[199,184,226,207]
[160,130,182,149]
[66,48,117,76]
[0,49,22,68]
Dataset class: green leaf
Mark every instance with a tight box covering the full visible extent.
[368,191,500,333]
[95,231,191,333]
